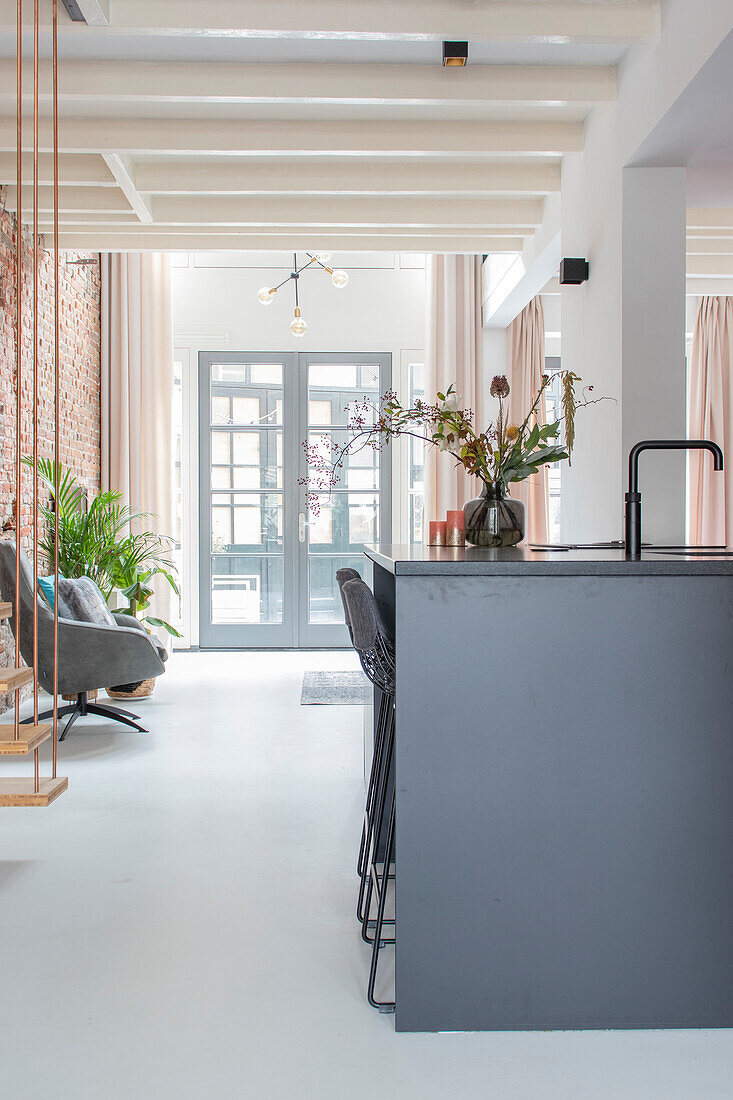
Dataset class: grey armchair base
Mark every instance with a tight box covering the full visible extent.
[23,691,148,740]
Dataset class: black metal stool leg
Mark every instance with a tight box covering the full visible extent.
[367,798,396,1013]
[358,689,389,879]
[359,699,393,928]
[361,703,395,941]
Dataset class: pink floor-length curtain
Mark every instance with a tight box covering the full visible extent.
[101,253,175,629]
[688,296,732,546]
[506,296,548,545]
[423,255,484,519]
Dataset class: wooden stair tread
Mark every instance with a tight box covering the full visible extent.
[0,724,52,755]
[0,601,11,620]
[0,667,34,693]
[0,776,68,807]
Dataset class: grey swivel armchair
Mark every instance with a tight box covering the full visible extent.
[0,540,166,740]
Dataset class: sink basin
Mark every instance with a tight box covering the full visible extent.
[647,549,733,557]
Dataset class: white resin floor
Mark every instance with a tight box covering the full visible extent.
[2,651,732,1100]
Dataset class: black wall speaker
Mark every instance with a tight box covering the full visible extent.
[559,258,589,285]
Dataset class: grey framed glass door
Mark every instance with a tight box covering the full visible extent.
[199,351,391,648]
[199,352,296,647]
[299,353,391,647]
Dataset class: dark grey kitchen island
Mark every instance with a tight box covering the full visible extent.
[363,544,733,1033]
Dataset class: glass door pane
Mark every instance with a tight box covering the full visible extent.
[199,350,390,648]
[199,353,296,647]
[298,354,391,646]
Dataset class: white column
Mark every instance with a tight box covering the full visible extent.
[621,167,687,544]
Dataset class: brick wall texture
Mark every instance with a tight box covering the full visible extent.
[0,197,101,698]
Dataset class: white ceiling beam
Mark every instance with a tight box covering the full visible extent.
[684,277,733,295]
[148,195,543,229]
[38,1,661,44]
[132,159,561,197]
[687,209,733,231]
[686,238,733,255]
[5,184,136,213]
[686,255,733,278]
[37,223,531,243]
[1,61,616,106]
[686,226,733,240]
[0,152,115,185]
[101,153,153,223]
[35,211,140,224]
[0,117,582,157]
[43,230,524,253]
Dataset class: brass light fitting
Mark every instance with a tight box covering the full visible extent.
[257,252,349,338]
[442,41,468,66]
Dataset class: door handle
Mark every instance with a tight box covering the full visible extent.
[298,513,306,543]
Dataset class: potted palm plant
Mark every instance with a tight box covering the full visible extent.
[106,533,181,699]
[28,458,180,697]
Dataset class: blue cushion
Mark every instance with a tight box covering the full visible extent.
[38,574,56,608]
[38,575,72,615]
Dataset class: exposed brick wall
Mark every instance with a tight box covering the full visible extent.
[0,197,101,700]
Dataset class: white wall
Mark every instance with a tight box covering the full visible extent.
[541,293,561,358]
[561,0,733,543]
[481,327,507,386]
[172,251,425,644]
[621,168,687,543]
[173,251,425,355]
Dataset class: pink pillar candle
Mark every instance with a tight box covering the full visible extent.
[428,520,446,547]
[446,510,466,547]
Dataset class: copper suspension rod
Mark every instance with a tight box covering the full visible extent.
[52,0,59,777]
[32,0,39,792]
[13,0,22,741]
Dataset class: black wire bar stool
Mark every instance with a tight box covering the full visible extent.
[342,577,396,1013]
[336,569,394,898]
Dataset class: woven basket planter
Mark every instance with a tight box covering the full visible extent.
[107,678,156,700]
[62,689,98,702]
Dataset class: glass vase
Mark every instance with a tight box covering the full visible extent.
[463,481,525,548]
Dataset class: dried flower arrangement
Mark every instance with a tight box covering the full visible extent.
[303,371,600,510]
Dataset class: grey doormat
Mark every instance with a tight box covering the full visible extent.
[300,670,372,705]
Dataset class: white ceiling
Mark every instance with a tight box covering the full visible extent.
[0,0,662,251]
[629,28,733,205]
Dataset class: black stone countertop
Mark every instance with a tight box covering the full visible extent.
[364,544,733,576]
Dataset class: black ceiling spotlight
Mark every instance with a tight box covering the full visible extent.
[442,41,468,67]
[61,0,87,20]
[559,258,590,285]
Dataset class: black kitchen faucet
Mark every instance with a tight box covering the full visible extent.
[624,439,724,558]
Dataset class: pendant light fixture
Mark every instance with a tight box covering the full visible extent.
[257,253,349,338]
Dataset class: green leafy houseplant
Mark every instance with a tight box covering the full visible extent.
[26,456,181,639]
[113,537,182,638]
